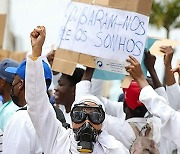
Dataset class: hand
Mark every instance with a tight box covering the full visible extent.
[47,50,56,67]
[125,56,148,88]
[171,66,180,75]
[30,26,46,57]
[144,51,156,72]
[160,46,174,67]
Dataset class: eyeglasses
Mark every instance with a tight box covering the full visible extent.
[70,106,105,124]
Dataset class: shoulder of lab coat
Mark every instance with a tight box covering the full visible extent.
[140,85,180,149]
[3,110,42,154]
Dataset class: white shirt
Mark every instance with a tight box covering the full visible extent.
[3,110,43,154]
[140,85,180,149]
[25,57,129,154]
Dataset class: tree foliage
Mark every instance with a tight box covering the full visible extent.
[149,0,180,38]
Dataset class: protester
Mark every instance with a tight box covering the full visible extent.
[2,56,52,154]
[126,54,180,149]
[0,59,19,154]
[54,67,84,124]
[0,59,19,131]
[25,25,129,154]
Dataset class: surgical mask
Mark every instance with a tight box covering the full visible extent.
[73,122,101,153]
[10,80,21,107]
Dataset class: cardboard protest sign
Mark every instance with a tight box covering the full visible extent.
[9,51,27,63]
[0,49,26,63]
[0,49,10,61]
[150,39,180,56]
[53,0,152,76]
[0,14,6,49]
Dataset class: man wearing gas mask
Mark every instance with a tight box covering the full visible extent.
[26,26,129,154]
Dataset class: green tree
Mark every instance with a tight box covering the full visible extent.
[149,0,180,38]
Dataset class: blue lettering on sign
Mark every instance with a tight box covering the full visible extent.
[94,32,143,56]
[75,29,87,42]
[59,3,146,58]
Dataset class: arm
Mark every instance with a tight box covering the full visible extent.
[144,51,163,89]
[160,46,176,86]
[26,26,64,153]
[160,46,180,109]
[144,51,168,101]
[75,67,94,100]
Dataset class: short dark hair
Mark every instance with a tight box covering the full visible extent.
[63,68,84,86]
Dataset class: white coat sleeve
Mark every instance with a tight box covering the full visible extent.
[140,85,180,148]
[166,83,180,110]
[155,87,168,104]
[25,57,64,154]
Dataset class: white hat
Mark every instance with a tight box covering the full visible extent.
[72,94,105,111]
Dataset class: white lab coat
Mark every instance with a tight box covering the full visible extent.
[140,85,180,149]
[3,110,43,154]
[166,83,180,111]
[25,57,129,154]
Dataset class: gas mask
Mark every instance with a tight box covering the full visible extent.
[73,122,101,153]
[71,103,105,153]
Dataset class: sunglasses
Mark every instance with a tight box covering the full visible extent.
[71,105,105,124]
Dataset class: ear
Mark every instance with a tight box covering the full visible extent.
[0,78,6,87]
[18,79,25,90]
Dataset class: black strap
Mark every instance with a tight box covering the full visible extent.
[17,106,71,129]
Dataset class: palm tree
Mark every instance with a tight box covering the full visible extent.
[149,0,180,38]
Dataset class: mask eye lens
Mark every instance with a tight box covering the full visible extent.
[71,111,86,123]
[88,112,103,124]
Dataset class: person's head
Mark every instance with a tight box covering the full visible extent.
[123,81,147,120]
[6,59,52,107]
[70,94,105,153]
[54,68,84,113]
[0,59,19,102]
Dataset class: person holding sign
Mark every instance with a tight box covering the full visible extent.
[126,55,180,150]
[26,26,129,154]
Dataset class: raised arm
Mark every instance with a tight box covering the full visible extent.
[161,46,180,110]
[144,51,162,89]
[160,46,176,86]
[26,26,63,153]
[144,52,168,101]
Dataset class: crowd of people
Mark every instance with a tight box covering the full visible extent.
[0,25,180,154]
